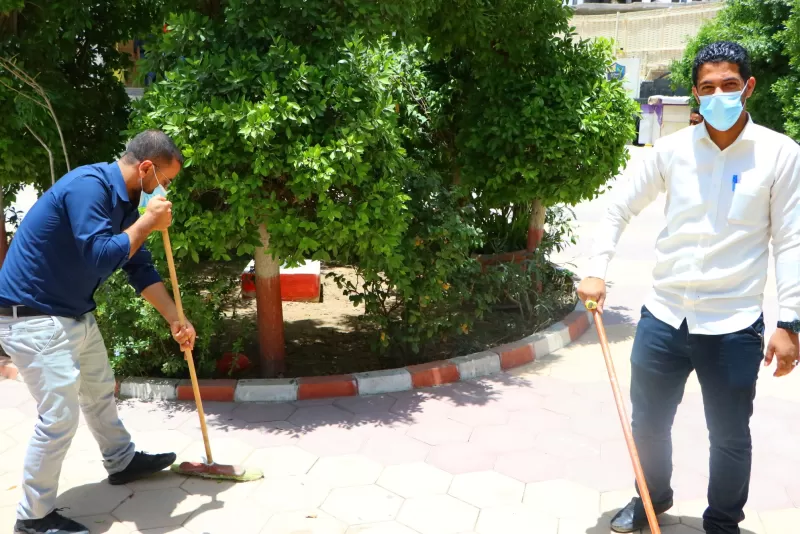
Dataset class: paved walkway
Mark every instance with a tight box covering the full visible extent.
[2,148,800,533]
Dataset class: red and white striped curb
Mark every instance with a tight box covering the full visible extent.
[0,301,593,402]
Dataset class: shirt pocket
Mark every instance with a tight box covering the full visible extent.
[728,185,770,226]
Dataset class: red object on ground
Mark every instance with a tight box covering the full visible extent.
[241,260,321,302]
[216,352,252,376]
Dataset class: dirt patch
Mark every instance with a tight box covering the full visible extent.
[226,265,575,378]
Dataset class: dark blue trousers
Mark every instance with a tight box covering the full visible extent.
[630,306,764,534]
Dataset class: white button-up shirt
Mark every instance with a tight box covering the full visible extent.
[587,116,800,335]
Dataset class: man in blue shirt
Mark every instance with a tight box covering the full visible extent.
[0,130,196,534]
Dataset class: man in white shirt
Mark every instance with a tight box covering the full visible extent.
[578,41,800,534]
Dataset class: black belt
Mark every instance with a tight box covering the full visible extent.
[0,306,47,318]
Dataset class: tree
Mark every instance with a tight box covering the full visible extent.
[0,0,162,263]
[409,0,637,255]
[670,0,794,134]
[773,0,800,141]
[130,0,637,372]
[130,1,424,376]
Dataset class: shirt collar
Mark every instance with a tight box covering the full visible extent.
[694,112,757,148]
[108,161,131,205]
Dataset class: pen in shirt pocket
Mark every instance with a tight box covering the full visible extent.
[732,174,738,191]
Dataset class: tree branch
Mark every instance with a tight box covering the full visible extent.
[0,56,71,172]
[42,95,69,171]
[0,78,47,110]
[24,123,55,186]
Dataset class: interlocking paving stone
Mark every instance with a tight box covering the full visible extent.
[321,485,404,525]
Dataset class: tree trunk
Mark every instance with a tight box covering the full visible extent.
[255,223,286,377]
[0,187,8,268]
[526,199,546,252]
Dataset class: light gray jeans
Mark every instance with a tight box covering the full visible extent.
[0,312,135,520]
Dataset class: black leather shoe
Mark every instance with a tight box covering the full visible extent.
[108,451,177,485]
[610,497,674,533]
[15,509,89,533]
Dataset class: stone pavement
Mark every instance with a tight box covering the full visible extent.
[2,147,800,533]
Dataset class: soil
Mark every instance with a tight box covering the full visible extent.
[225,265,576,378]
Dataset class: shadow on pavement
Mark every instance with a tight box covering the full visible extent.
[586,510,759,534]
[116,367,554,436]
[58,477,229,533]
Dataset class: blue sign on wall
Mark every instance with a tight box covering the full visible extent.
[608,62,626,81]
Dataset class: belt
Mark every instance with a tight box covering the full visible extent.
[0,306,47,318]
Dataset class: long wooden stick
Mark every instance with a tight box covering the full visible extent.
[162,229,214,465]
[586,300,660,534]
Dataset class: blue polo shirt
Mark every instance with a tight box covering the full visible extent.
[0,162,162,318]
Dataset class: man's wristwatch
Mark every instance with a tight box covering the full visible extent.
[777,320,800,333]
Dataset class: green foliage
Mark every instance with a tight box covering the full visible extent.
[130,13,416,268]
[0,1,22,14]
[457,36,637,208]
[126,0,628,364]
[95,236,241,379]
[774,0,800,140]
[332,168,492,355]
[334,190,578,356]
[0,1,161,193]
[420,1,638,210]
[670,0,793,133]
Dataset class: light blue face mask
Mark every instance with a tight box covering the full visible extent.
[698,86,746,132]
[138,167,168,215]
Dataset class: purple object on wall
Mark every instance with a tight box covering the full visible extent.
[640,103,663,126]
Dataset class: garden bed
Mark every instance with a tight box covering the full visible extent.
[223,264,577,379]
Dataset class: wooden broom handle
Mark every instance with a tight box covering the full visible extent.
[586,300,660,534]
[161,229,214,465]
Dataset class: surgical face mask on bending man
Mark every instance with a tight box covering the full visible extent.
[138,166,168,215]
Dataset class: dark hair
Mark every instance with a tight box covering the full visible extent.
[690,108,701,115]
[121,129,184,166]
[692,41,752,86]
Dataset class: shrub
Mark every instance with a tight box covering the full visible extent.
[332,168,493,357]
[334,167,579,357]
[95,237,241,379]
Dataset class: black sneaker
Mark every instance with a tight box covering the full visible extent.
[108,451,177,485]
[610,497,674,533]
[14,509,89,533]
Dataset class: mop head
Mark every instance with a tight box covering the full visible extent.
[171,461,263,482]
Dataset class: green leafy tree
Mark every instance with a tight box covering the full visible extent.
[130,2,427,375]
[773,0,800,141]
[0,0,162,263]
[129,0,636,371]
[671,0,793,134]
[416,0,637,253]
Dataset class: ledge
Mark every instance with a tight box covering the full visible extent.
[0,301,594,403]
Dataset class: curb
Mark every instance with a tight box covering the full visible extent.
[0,301,594,403]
